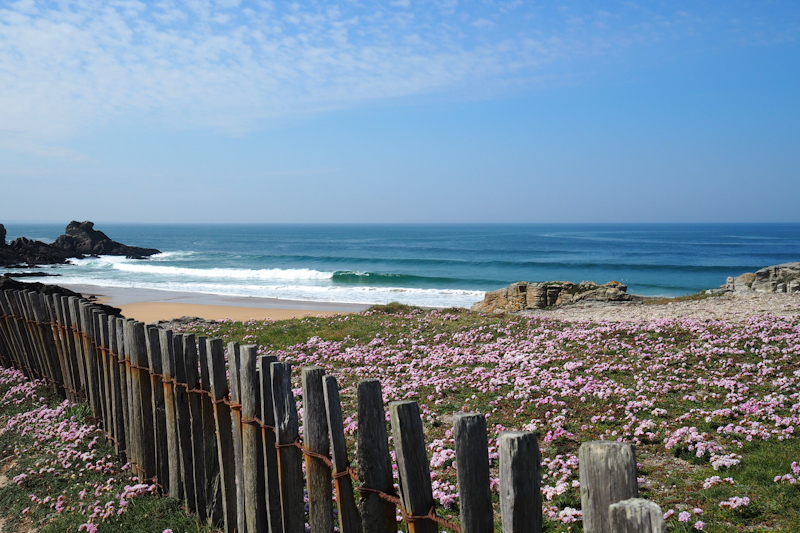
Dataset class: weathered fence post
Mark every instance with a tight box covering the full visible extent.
[499,431,542,532]
[227,341,247,532]
[175,334,197,511]
[112,316,127,463]
[454,413,494,533]
[183,334,207,521]
[579,441,639,533]
[129,321,156,481]
[207,338,238,532]
[390,400,438,533]
[302,366,334,533]
[323,375,362,533]
[271,361,305,533]
[357,379,396,533]
[200,337,223,525]
[172,334,195,511]
[159,329,181,498]
[240,345,265,533]
[258,355,283,533]
[146,326,169,490]
[609,498,666,533]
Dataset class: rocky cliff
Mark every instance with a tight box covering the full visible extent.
[0,221,160,267]
[472,280,636,314]
[723,263,800,294]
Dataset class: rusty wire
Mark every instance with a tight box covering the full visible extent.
[1,308,464,533]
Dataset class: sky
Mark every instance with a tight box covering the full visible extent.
[1,0,799,224]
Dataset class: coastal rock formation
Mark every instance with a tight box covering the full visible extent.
[52,221,160,259]
[0,221,160,267]
[723,263,800,294]
[473,280,636,314]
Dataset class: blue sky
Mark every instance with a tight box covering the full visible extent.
[1,0,798,223]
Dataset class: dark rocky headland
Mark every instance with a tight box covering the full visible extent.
[0,220,160,268]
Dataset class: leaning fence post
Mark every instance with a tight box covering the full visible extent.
[454,413,494,533]
[390,401,438,533]
[302,366,334,533]
[609,498,666,533]
[323,375,362,533]
[499,431,542,532]
[207,338,238,533]
[271,361,305,533]
[129,321,156,481]
[357,379,396,533]
[579,441,639,533]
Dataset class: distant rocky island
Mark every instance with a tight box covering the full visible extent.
[0,220,160,269]
[473,263,800,315]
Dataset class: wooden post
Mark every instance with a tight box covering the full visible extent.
[302,366,334,533]
[69,297,88,398]
[123,320,139,475]
[80,301,101,417]
[46,294,72,397]
[98,312,115,443]
[609,498,666,533]
[453,413,493,533]
[579,441,639,533]
[240,345,265,533]
[111,316,127,462]
[159,329,181,498]
[129,321,156,481]
[207,338,238,532]
[357,379,396,533]
[323,375,362,533]
[200,338,223,526]
[258,355,283,533]
[390,401,438,533]
[227,341,246,532]
[499,431,541,533]
[60,296,82,400]
[146,326,169,491]
[175,334,197,511]
[271,361,305,533]
[184,334,207,522]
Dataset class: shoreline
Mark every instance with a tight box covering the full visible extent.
[57,283,371,323]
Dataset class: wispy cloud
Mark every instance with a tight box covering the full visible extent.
[0,0,796,144]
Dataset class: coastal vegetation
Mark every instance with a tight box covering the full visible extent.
[2,303,800,531]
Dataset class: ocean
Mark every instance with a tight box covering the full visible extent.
[2,223,799,308]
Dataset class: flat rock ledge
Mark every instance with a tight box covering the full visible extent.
[472,280,639,315]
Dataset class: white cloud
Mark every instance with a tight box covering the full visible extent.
[0,0,794,145]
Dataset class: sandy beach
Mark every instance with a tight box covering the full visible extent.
[59,284,371,323]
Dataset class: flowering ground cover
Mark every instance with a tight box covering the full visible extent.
[2,303,800,532]
[0,366,216,533]
[173,303,800,532]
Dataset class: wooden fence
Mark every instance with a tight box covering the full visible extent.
[0,288,664,533]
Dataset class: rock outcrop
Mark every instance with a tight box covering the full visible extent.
[52,221,160,259]
[0,221,160,267]
[473,280,636,314]
[724,263,800,294]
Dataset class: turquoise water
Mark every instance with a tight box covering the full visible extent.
[3,223,799,307]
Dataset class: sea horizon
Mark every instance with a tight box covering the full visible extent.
[3,222,799,308]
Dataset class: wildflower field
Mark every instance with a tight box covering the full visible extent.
[3,302,800,531]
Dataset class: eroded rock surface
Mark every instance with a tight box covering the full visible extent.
[724,263,800,294]
[473,280,637,314]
